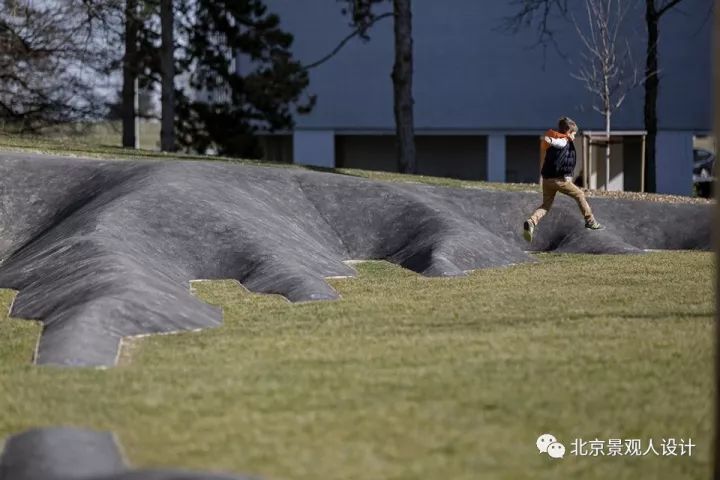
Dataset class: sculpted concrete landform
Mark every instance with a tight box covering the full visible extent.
[0,152,711,366]
[0,428,256,480]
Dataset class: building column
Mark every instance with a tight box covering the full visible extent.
[655,131,693,196]
[293,130,335,168]
[486,134,506,182]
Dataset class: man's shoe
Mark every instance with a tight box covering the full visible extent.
[523,220,535,242]
[585,219,604,230]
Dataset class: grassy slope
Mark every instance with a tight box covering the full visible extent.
[0,252,713,480]
[0,130,538,194]
[2,128,713,203]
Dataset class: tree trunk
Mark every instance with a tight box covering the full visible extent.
[121,0,138,149]
[644,0,659,192]
[605,109,611,191]
[160,0,175,152]
[391,0,416,174]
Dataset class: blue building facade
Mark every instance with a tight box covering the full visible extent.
[259,0,712,194]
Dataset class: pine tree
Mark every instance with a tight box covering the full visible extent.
[174,0,315,156]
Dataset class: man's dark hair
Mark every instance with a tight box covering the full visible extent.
[558,116,578,133]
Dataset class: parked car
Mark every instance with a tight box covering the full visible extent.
[693,148,715,198]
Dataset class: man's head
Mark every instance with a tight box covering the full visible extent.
[558,116,578,140]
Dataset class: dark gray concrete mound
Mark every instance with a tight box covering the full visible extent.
[0,428,256,480]
[0,152,711,366]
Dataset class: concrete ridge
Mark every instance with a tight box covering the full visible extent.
[0,427,257,480]
[0,153,710,367]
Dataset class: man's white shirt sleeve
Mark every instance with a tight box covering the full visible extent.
[545,136,568,148]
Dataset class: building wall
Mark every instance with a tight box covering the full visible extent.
[264,0,711,133]
[623,137,644,192]
[294,130,335,168]
[261,0,711,193]
[297,132,602,186]
[337,135,487,180]
[260,135,293,164]
[506,136,540,184]
[656,132,694,195]
[336,135,396,172]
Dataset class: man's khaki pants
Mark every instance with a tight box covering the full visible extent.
[529,177,594,225]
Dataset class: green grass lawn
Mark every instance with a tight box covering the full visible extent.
[0,252,713,480]
[0,121,162,152]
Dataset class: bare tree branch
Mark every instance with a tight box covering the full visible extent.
[0,0,121,131]
[302,11,393,70]
[572,0,646,189]
[657,0,687,17]
[501,0,571,60]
